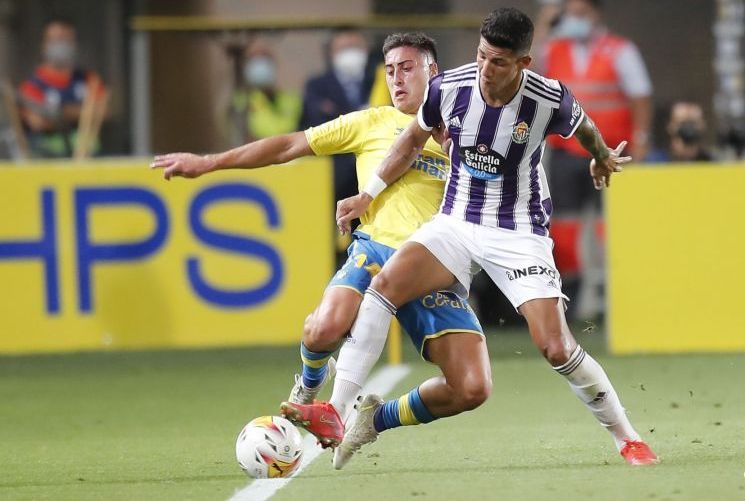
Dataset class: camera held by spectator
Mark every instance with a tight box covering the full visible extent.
[648,102,713,162]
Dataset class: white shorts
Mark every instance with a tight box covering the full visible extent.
[408,213,569,309]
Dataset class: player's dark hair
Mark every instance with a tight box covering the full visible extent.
[382,32,438,63]
[480,7,534,56]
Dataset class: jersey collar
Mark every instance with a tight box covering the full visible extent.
[475,68,527,109]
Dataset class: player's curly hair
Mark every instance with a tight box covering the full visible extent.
[480,7,534,56]
[382,32,438,63]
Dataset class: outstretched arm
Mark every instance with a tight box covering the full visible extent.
[574,115,632,190]
[335,120,432,234]
[150,131,313,180]
[378,120,433,184]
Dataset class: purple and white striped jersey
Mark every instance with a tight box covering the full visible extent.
[417,63,586,236]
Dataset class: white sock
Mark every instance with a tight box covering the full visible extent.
[333,289,396,418]
[329,378,362,423]
[554,346,641,451]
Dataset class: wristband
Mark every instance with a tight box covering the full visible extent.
[362,173,387,199]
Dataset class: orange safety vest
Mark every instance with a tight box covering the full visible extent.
[545,35,633,157]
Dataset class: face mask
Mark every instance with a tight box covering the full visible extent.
[44,41,76,67]
[333,48,367,81]
[676,121,703,145]
[244,58,276,88]
[555,14,593,41]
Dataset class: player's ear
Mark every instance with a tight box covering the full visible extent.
[517,54,532,70]
[428,61,439,78]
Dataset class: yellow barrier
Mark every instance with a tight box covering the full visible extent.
[0,159,333,354]
[606,163,745,354]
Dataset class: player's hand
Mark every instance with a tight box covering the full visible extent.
[335,193,373,235]
[440,137,453,154]
[431,121,449,145]
[150,153,216,180]
[430,122,452,154]
[589,140,632,190]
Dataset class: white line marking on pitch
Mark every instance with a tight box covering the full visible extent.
[228,364,411,501]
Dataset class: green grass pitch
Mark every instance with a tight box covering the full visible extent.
[2,329,744,501]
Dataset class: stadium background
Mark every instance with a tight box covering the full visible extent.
[1,1,744,500]
[0,0,726,155]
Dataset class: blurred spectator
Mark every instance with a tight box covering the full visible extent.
[539,0,653,161]
[299,29,375,198]
[18,18,107,158]
[300,29,374,130]
[227,41,301,146]
[647,102,713,162]
[299,29,375,264]
[536,0,652,320]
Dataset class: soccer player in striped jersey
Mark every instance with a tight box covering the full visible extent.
[335,8,658,468]
[152,33,491,450]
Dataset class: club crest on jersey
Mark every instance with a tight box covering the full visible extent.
[461,144,505,181]
[511,121,530,144]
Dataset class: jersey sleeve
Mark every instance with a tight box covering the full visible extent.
[416,73,444,131]
[304,109,372,156]
[548,83,586,139]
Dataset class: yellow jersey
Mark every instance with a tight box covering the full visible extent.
[305,106,448,249]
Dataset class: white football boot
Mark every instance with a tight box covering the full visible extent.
[333,394,383,469]
[288,357,336,405]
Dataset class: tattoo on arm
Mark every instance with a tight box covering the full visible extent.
[574,116,609,160]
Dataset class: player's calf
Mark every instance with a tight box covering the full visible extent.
[536,335,576,367]
[554,345,659,464]
[290,309,351,406]
[332,376,490,470]
[424,332,492,416]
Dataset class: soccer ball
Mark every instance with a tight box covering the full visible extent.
[235,415,304,479]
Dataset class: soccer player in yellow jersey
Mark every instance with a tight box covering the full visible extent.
[151,33,491,451]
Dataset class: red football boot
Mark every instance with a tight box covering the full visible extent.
[279,400,344,449]
[620,440,660,466]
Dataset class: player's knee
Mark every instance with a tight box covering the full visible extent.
[369,272,398,302]
[303,316,346,351]
[302,313,314,335]
[536,336,573,366]
[453,375,492,411]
